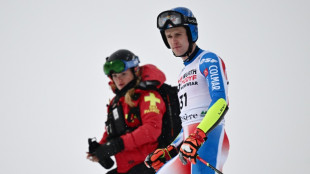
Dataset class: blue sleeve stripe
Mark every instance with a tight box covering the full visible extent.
[199,52,227,104]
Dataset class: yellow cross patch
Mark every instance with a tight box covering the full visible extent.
[144,93,161,114]
[144,93,160,106]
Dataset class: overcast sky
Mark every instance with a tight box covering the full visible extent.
[1,0,310,174]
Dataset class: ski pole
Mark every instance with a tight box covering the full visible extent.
[197,156,223,174]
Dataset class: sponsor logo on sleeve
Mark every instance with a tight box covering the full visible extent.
[200,58,218,65]
[203,68,208,77]
[209,65,221,90]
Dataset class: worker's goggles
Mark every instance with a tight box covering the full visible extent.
[103,57,140,75]
[157,10,197,29]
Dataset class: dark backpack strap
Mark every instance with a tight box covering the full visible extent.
[137,80,160,90]
[127,106,141,123]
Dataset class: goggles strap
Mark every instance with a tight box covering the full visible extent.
[157,11,197,29]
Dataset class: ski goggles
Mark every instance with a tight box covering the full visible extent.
[103,57,140,75]
[157,10,197,29]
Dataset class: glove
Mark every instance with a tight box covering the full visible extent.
[106,168,118,174]
[88,138,115,169]
[88,138,100,154]
[179,128,207,165]
[144,145,178,171]
[94,137,124,161]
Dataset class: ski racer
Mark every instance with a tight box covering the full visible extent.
[144,7,230,174]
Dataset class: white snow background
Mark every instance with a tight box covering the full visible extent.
[0,0,309,173]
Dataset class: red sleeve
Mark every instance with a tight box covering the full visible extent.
[99,131,108,144]
[121,90,165,150]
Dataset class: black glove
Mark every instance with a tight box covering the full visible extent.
[106,168,118,174]
[94,137,124,161]
[88,138,100,154]
[88,138,114,169]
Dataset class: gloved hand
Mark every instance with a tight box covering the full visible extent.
[179,128,207,164]
[144,145,178,171]
[94,137,124,161]
[87,138,115,169]
[88,138,100,154]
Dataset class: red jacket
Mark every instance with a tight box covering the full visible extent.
[100,64,166,173]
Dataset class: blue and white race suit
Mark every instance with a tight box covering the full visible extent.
[158,47,229,174]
